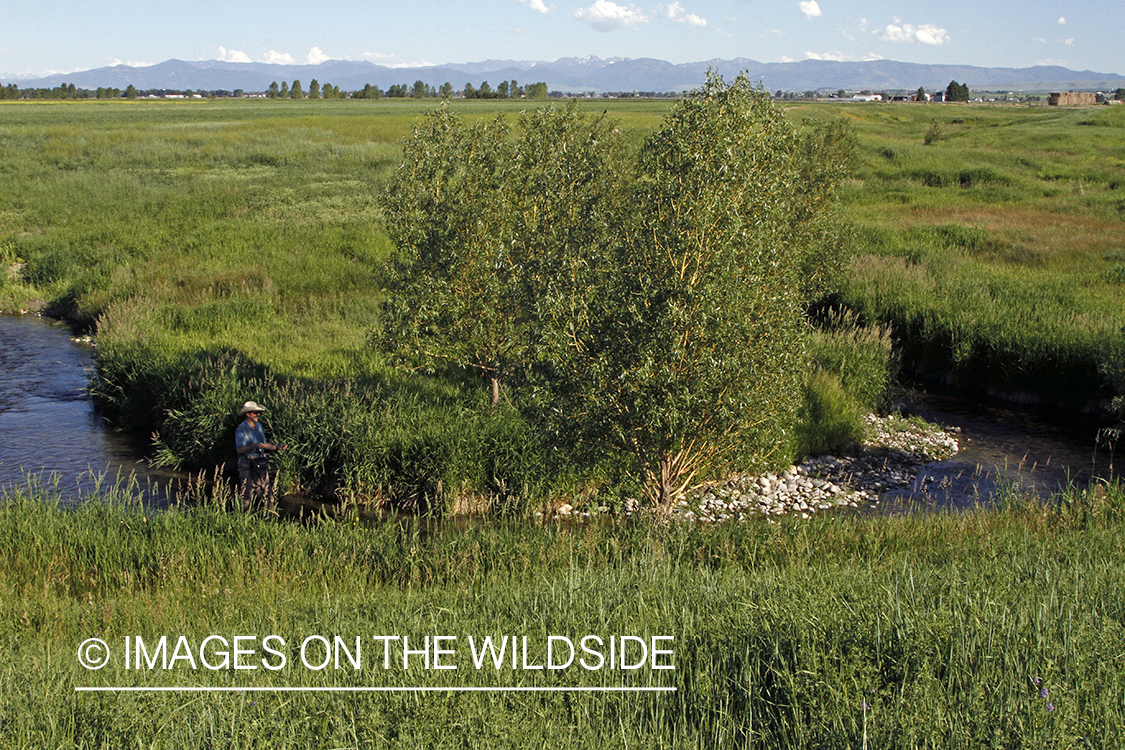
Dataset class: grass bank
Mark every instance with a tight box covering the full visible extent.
[2,480,1123,747]
[804,102,1125,409]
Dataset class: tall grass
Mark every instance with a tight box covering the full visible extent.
[812,102,1125,406]
[795,311,896,456]
[2,480,1123,747]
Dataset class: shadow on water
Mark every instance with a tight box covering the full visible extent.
[873,390,1119,515]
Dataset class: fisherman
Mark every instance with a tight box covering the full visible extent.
[234,400,287,511]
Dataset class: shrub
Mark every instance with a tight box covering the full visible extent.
[795,369,865,457]
[537,73,854,508]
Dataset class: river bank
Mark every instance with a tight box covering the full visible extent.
[4,311,1118,519]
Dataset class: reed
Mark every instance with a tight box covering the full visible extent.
[1,479,1122,747]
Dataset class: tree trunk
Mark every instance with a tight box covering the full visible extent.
[489,375,500,406]
[658,455,675,512]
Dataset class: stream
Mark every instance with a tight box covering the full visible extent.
[0,313,1118,511]
[0,314,180,504]
[874,391,1118,514]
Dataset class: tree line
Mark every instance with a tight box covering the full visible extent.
[0,78,552,102]
[0,83,249,100]
[346,79,548,100]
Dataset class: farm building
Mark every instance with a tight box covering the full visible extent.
[1048,91,1097,106]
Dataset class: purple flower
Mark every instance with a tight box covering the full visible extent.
[1047,702,1056,712]
[862,701,869,711]
[1032,676,1041,685]
[1040,687,1049,699]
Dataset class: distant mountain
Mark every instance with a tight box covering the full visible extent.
[6,56,1124,93]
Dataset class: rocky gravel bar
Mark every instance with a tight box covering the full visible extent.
[669,414,961,522]
[545,413,962,522]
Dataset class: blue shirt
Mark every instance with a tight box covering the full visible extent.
[236,419,267,458]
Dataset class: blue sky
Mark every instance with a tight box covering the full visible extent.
[3,0,1122,79]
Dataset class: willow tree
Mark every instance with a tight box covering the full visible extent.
[377,102,620,404]
[538,73,853,508]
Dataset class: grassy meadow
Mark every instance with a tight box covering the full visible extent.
[809,102,1125,405]
[3,97,1125,504]
[2,97,1125,747]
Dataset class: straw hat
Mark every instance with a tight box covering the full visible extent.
[238,400,267,416]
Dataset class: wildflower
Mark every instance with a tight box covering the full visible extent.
[1039,687,1049,699]
[1047,702,1056,712]
[862,701,869,711]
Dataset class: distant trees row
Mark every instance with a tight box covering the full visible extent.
[0,79,553,101]
[461,80,548,99]
[349,79,549,100]
[17,78,1101,104]
[0,83,249,100]
[1,82,89,100]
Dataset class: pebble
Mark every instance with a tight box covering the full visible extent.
[667,413,959,523]
[548,413,961,523]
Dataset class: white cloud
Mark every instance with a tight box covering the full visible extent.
[804,50,884,62]
[661,2,707,26]
[798,0,822,19]
[1057,17,1067,25]
[305,47,330,64]
[519,0,551,12]
[359,52,436,68]
[573,1,648,31]
[1062,37,1074,45]
[878,23,949,45]
[1032,37,1047,43]
[261,50,296,64]
[218,47,252,63]
[107,57,154,68]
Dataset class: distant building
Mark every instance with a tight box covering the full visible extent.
[1048,91,1097,106]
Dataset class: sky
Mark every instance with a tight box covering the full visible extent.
[2,0,1123,80]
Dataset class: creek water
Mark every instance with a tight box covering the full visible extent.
[0,314,179,504]
[0,313,1118,512]
[873,391,1118,513]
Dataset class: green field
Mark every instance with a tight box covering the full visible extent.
[4,97,1122,507]
[2,97,1125,748]
[821,102,1125,405]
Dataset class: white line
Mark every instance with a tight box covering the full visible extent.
[76,686,676,693]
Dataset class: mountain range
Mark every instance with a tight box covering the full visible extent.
[7,56,1125,94]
